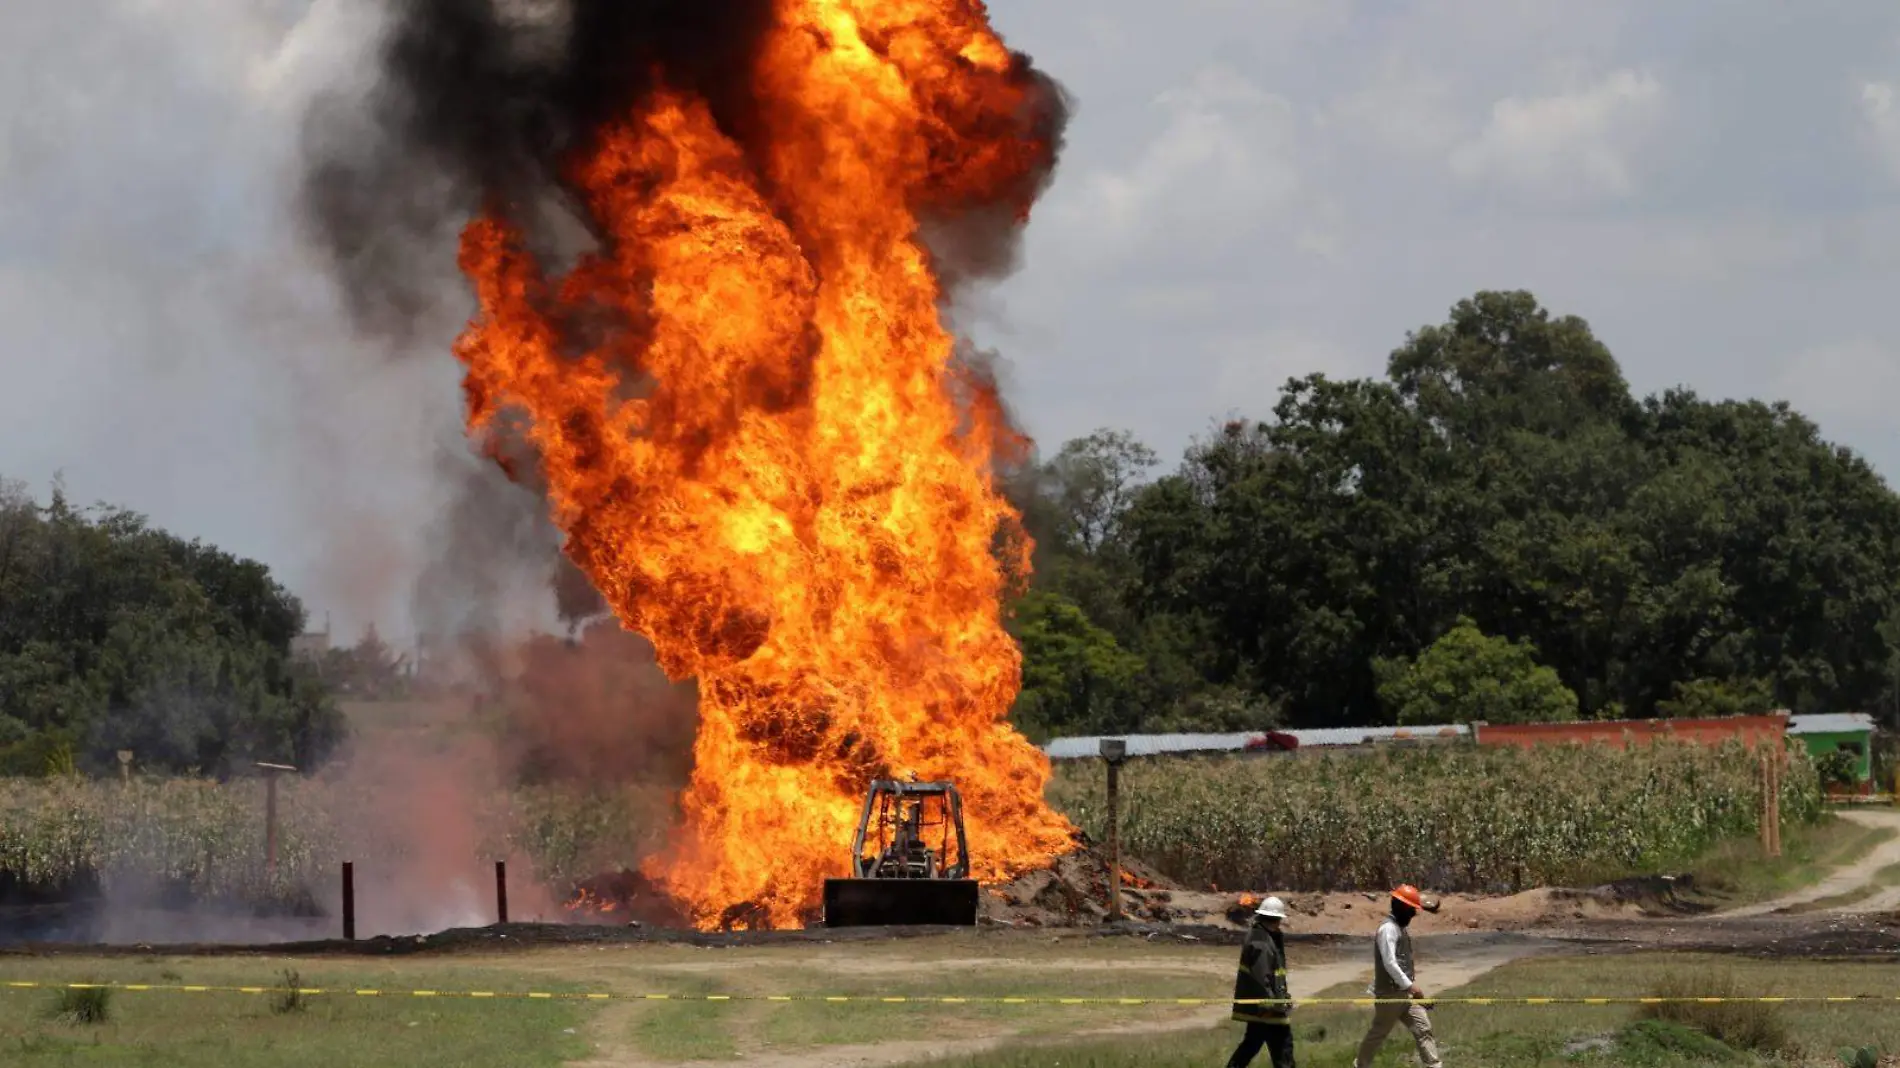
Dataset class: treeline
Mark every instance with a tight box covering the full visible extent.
[0,480,341,776]
[1007,291,1900,736]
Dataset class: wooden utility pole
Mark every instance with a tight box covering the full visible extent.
[256,762,296,877]
[1759,747,1782,858]
[1760,749,1772,855]
[1763,748,1778,855]
[1100,738,1128,923]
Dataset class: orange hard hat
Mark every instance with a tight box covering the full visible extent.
[1392,884,1424,910]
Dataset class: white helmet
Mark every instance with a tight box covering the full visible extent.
[1254,896,1287,919]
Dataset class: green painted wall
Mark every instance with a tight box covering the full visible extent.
[1795,730,1874,786]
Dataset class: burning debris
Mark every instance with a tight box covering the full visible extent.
[561,869,687,928]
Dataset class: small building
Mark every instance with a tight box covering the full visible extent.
[1787,713,1878,794]
[1472,712,1789,752]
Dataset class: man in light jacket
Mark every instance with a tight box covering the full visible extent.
[1227,895,1295,1067]
[1354,884,1442,1068]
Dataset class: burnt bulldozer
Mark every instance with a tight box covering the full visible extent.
[822,780,978,927]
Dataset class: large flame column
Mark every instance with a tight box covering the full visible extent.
[453,0,1074,928]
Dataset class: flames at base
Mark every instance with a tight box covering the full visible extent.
[453,0,1074,928]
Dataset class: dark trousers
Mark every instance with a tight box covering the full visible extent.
[1227,1021,1295,1068]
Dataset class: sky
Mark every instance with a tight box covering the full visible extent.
[3,0,1900,639]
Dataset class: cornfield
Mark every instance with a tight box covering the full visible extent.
[0,740,1818,903]
[0,776,676,906]
[1048,741,1821,892]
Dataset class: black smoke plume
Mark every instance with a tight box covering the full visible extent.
[300,0,778,340]
[299,0,1067,340]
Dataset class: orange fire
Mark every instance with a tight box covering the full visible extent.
[452,0,1074,927]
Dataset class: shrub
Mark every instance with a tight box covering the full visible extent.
[1638,970,1794,1057]
[46,984,112,1025]
[1614,1019,1744,1065]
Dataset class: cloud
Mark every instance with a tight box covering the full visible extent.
[1861,80,1900,180]
[1772,339,1900,425]
[1449,69,1666,202]
[1048,66,1306,263]
[1321,61,1465,160]
[1210,330,1358,409]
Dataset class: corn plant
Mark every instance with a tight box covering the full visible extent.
[1047,740,1820,892]
[0,740,1817,903]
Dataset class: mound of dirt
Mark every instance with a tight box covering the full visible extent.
[980,845,1183,926]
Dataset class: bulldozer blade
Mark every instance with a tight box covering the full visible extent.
[822,878,979,927]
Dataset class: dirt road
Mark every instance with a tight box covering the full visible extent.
[1721,808,1900,917]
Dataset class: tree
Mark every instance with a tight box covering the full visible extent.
[1043,429,1159,555]
[1653,677,1775,720]
[315,624,411,699]
[1009,289,1900,735]
[1374,618,1578,726]
[0,480,343,776]
[1009,590,1144,740]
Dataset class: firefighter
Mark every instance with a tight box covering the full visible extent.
[1226,895,1295,1068]
[1354,884,1442,1068]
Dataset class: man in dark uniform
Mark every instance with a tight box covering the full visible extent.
[1227,895,1294,1067]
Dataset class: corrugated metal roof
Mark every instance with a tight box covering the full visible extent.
[1041,724,1469,759]
[1787,713,1877,736]
[1041,733,1256,760]
[1291,725,1469,746]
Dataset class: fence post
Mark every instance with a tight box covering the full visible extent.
[1759,749,1772,856]
[495,860,509,926]
[1100,738,1128,923]
[342,862,356,941]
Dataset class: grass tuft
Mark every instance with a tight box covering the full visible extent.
[270,969,308,1016]
[1637,971,1794,1057]
[45,984,112,1026]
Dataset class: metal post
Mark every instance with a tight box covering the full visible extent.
[1100,738,1128,923]
[495,860,509,925]
[342,862,356,941]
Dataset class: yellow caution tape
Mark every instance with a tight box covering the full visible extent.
[2,982,1896,1006]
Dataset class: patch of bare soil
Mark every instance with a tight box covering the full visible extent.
[1545,909,1900,959]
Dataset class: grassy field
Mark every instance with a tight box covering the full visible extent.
[4,938,1896,1067]
[907,953,1900,1068]
[0,956,594,1067]
[0,934,1261,1067]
